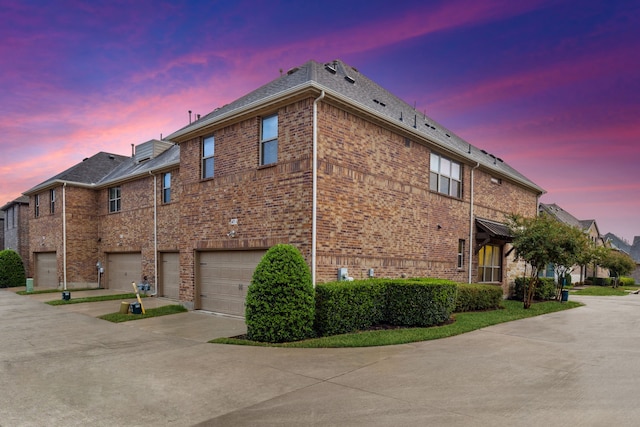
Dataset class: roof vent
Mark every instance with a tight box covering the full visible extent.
[108,155,115,160]
[481,149,488,155]
[287,67,299,75]
[324,63,337,74]
[344,75,356,84]
[445,133,450,138]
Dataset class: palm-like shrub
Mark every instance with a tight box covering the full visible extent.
[0,249,26,288]
[245,244,315,343]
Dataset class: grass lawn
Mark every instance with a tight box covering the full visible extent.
[571,286,638,296]
[46,293,147,305]
[17,288,99,295]
[99,304,187,322]
[210,299,582,348]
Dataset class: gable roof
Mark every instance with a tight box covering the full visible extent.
[24,142,179,195]
[167,59,544,194]
[539,203,603,240]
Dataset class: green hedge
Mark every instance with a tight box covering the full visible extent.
[512,277,556,301]
[619,277,636,286]
[314,280,387,336]
[0,249,26,288]
[455,284,503,312]
[385,281,457,326]
[587,277,613,286]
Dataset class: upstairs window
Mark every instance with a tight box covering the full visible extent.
[260,114,278,166]
[202,135,215,179]
[109,186,121,213]
[50,188,56,214]
[34,194,40,218]
[430,153,462,198]
[162,172,171,203]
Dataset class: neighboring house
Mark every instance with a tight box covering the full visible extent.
[22,59,544,315]
[605,233,640,282]
[539,203,609,283]
[1,196,31,277]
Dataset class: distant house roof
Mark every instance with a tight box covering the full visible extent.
[1,195,29,211]
[23,141,179,195]
[540,203,594,231]
[166,59,544,195]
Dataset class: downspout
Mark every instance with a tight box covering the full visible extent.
[149,171,158,296]
[62,182,67,290]
[312,90,325,287]
[468,163,480,284]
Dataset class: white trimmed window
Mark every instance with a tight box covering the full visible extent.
[457,239,465,269]
[202,135,215,179]
[109,186,121,213]
[478,244,502,282]
[162,172,171,203]
[50,189,55,214]
[260,114,278,165]
[430,153,462,198]
[34,194,40,218]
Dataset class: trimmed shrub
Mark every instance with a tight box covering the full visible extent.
[619,276,636,286]
[244,244,315,343]
[512,277,556,301]
[385,280,457,327]
[588,277,612,286]
[455,284,503,312]
[0,249,26,288]
[314,279,387,337]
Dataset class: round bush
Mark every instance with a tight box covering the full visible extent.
[0,249,26,288]
[245,244,315,343]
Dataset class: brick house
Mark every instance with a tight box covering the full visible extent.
[23,59,544,315]
[1,196,31,277]
[539,202,609,283]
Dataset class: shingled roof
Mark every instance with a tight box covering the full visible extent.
[167,59,544,194]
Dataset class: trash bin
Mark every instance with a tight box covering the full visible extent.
[26,278,34,293]
[130,302,142,314]
[561,289,569,302]
[119,301,130,314]
[62,291,71,301]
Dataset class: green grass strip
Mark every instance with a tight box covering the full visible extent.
[46,293,146,305]
[571,287,631,296]
[210,300,582,348]
[18,287,119,295]
[99,305,187,322]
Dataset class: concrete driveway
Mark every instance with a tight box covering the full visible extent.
[2,288,640,426]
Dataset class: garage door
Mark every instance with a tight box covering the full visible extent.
[160,252,180,299]
[198,250,266,316]
[35,252,58,288]
[107,253,141,292]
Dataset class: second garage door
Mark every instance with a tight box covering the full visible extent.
[107,253,141,292]
[35,252,58,288]
[198,250,266,316]
[160,252,180,299]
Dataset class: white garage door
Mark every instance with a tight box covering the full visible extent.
[35,252,58,288]
[198,250,266,316]
[107,253,141,292]
[160,252,180,300]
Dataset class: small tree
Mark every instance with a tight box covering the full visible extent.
[508,214,590,308]
[600,250,636,287]
[0,249,26,288]
[245,244,315,343]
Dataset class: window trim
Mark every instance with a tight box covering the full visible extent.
[478,244,502,283]
[430,153,462,198]
[202,135,215,179]
[260,114,278,166]
[457,239,465,270]
[50,188,55,214]
[34,194,40,218]
[108,186,121,213]
[162,172,171,204]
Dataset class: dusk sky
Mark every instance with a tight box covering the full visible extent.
[1,0,638,242]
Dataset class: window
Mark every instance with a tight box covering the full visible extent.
[109,187,121,213]
[430,153,462,198]
[202,135,214,179]
[50,189,55,214]
[539,263,555,278]
[162,172,171,203]
[478,244,502,282]
[260,114,278,165]
[457,239,465,269]
[34,194,40,218]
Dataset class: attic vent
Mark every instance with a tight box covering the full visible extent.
[497,158,504,163]
[445,133,450,137]
[108,155,115,160]
[83,157,89,161]
[287,67,299,75]
[324,63,337,74]
[481,149,488,155]
[430,126,436,130]
[373,99,386,107]
[404,138,411,147]
[344,75,356,84]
